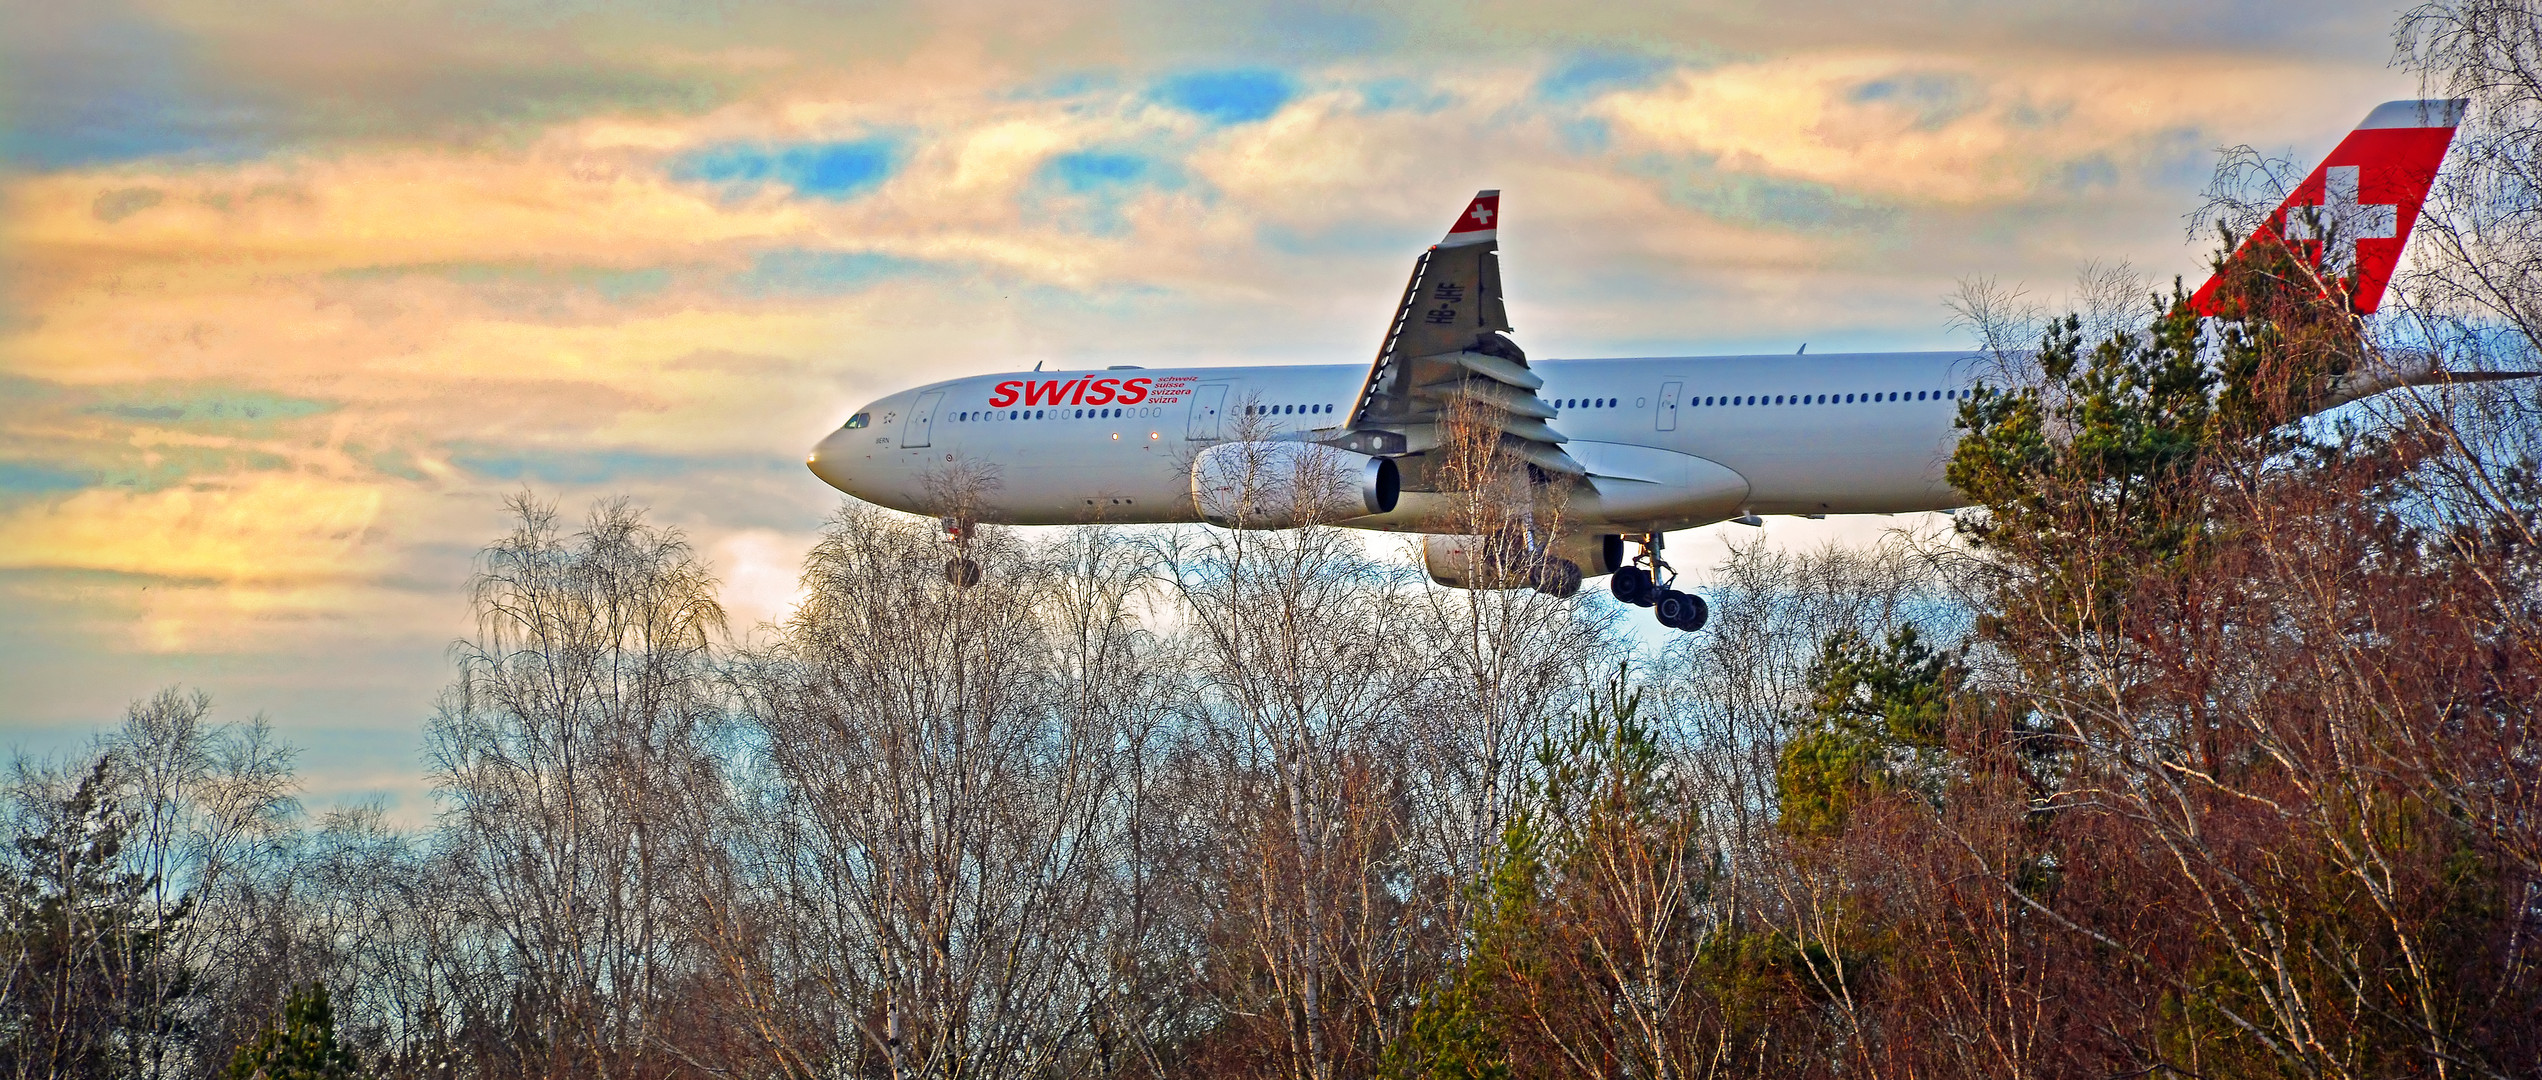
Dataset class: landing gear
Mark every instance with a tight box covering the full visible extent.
[1615,533,1705,632]
[1655,589,1708,631]
[1610,565,1655,607]
[940,516,982,589]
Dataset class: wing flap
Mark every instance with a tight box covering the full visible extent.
[1418,374,1558,419]
[1505,439,1587,478]
[1440,349,1544,390]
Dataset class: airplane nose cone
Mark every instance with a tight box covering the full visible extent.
[806,426,868,496]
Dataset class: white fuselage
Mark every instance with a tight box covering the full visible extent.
[807,351,1983,534]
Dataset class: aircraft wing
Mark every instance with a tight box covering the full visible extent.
[1334,192,1585,478]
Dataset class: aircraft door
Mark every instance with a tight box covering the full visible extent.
[1656,381,1682,432]
[1187,383,1229,441]
[901,390,944,448]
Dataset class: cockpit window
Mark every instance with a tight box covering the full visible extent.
[844,412,871,429]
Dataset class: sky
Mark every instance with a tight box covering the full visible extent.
[0,0,2431,817]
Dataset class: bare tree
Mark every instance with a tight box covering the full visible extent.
[429,494,727,1080]
[724,502,1127,1078]
[1152,417,1432,1080]
[1398,395,1613,922]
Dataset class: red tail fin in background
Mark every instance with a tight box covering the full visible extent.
[2190,99,2467,317]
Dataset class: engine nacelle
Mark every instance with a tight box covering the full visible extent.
[1190,441,1400,529]
[1423,530,1613,590]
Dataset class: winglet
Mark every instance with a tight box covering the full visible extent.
[2190,99,2467,317]
[1441,190,1499,247]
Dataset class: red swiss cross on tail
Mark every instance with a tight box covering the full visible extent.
[2190,99,2466,317]
[1440,190,1500,248]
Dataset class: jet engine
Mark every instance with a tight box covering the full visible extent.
[1190,441,1400,528]
[1422,529,1615,593]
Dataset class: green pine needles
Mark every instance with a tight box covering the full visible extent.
[223,984,366,1080]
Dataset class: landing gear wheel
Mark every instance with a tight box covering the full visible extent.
[1611,565,1654,606]
[944,557,982,588]
[1655,590,1707,632]
[1534,558,1583,599]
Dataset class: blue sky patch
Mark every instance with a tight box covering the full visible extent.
[0,462,93,495]
[2057,155,2121,193]
[1355,78,1455,115]
[1029,150,1188,237]
[1642,153,1894,234]
[92,389,334,426]
[1848,73,1979,130]
[0,11,269,169]
[732,250,933,297]
[1560,117,1614,154]
[1153,69,1296,125]
[1043,150,1166,192]
[673,138,898,199]
[1538,52,1674,104]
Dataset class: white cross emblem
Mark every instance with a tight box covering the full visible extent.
[1468,203,1494,226]
[2279,165,2397,269]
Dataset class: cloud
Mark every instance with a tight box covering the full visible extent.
[1592,52,2371,207]
[0,5,273,169]
[0,472,385,586]
[447,445,784,486]
[730,249,937,297]
[708,527,816,634]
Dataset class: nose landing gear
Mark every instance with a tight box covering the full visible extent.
[940,516,983,588]
[1610,534,1706,632]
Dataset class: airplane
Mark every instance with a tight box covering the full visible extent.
[809,99,2475,632]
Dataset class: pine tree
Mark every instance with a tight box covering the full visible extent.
[1,756,195,1079]
[223,983,366,1080]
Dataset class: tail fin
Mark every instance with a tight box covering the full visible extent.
[2189,99,2467,317]
[1441,190,1500,248]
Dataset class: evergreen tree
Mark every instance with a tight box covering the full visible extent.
[1775,625,1964,839]
[0,756,195,1079]
[223,984,366,1080]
